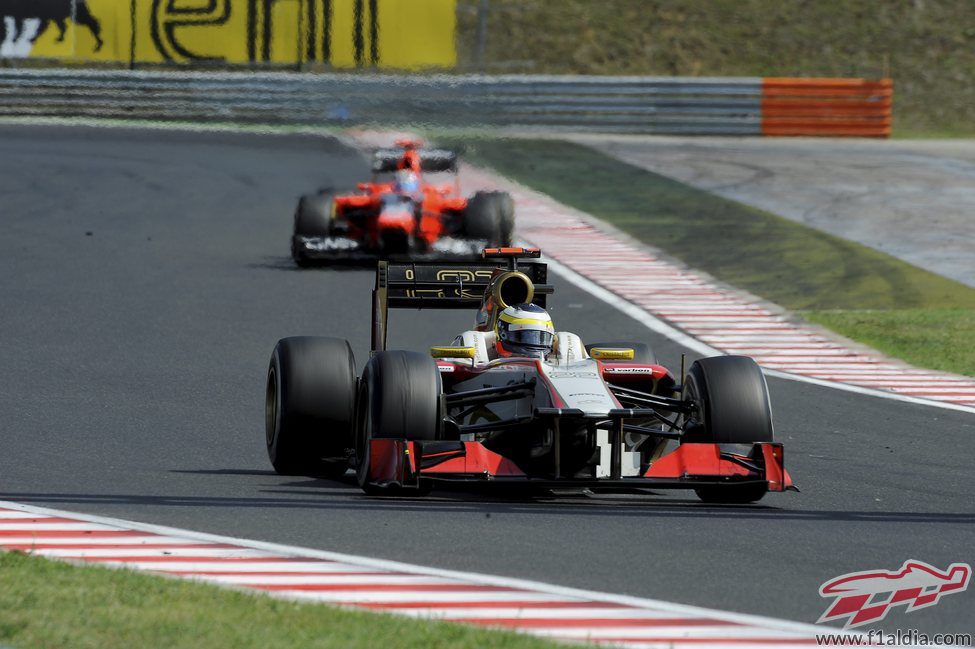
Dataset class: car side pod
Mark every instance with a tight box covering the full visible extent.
[643,442,798,493]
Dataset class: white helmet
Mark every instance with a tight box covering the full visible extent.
[495,303,555,358]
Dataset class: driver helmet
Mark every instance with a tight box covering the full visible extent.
[495,303,555,358]
[394,169,420,194]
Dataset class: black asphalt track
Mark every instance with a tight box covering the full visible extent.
[0,124,972,635]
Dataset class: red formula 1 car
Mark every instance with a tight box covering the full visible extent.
[291,140,514,265]
[265,248,797,503]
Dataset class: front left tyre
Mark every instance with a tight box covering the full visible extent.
[681,355,774,504]
[266,336,356,478]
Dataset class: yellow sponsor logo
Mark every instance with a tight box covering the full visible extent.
[429,346,476,359]
[10,0,455,69]
[590,347,636,361]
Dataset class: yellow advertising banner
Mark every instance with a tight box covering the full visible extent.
[0,0,456,69]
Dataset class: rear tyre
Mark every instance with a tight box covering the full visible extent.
[681,355,773,504]
[378,228,411,256]
[266,337,356,478]
[495,191,515,247]
[464,191,514,247]
[356,351,442,495]
[585,341,656,365]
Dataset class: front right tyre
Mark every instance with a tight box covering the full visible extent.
[266,336,356,478]
[464,191,514,247]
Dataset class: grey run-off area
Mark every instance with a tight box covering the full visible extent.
[570,135,975,288]
[0,124,971,636]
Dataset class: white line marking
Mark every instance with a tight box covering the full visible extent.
[0,522,119,531]
[79,560,345,571]
[281,591,576,604]
[186,575,465,586]
[29,547,281,559]
[542,257,720,357]
[392,607,689,619]
[136,562,386,573]
[0,511,61,519]
[517,626,810,639]
[0,535,203,546]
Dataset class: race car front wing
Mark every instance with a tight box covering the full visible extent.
[366,436,796,493]
[294,235,497,262]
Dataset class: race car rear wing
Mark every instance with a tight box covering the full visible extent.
[372,251,552,352]
[372,148,458,174]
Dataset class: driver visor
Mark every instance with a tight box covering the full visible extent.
[508,329,554,348]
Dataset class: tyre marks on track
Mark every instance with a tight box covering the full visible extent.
[0,502,840,648]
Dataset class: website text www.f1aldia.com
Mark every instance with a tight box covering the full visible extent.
[817,629,973,646]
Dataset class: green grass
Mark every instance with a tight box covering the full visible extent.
[444,137,975,376]
[0,552,566,649]
[804,309,975,377]
[455,0,975,136]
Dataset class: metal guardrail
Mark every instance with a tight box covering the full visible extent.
[0,69,765,134]
[0,70,891,136]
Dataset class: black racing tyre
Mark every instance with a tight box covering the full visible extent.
[464,191,513,246]
[355,351,442,494]
[682,355,773,445]
[378,227,411,255]
[291,239,312,267]
[494,191,515,247]
[294,193,334,238]
[292,193,334,266]
[585,341,657,365]
[681,355,773,504]
[266,337,356,478]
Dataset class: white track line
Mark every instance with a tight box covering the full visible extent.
[393,607,693,620]
[0,501,858,648]
[29,547,281,559]
[0,535,204,546]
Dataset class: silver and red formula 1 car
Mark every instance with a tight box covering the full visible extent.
[264,248,796,503]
